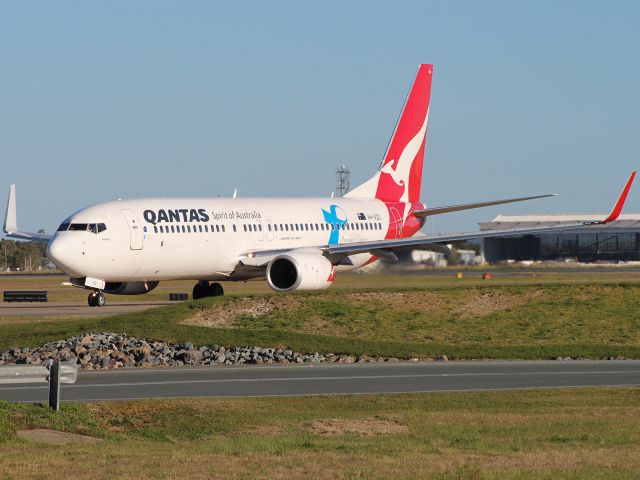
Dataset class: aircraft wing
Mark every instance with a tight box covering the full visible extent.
[412,194,556,218]
[240,171,636,267]
[326,171,636,261]
[3,185,52,243]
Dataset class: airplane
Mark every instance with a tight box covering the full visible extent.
[3,64,636,307]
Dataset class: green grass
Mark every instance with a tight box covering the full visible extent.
[0,282,639,359]
[1,388,639,479]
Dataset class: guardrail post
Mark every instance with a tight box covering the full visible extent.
[48,360,60,411]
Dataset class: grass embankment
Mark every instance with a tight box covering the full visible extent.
[1,388,639,479]
[1,282,639,359]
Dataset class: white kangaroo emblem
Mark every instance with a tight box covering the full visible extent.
[381,109,429,204]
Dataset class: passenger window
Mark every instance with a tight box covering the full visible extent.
[259,224,262,232]
[171,226,175,233]
[222,225,225,232]
[267,224,271,231]
[232,225,236,232]
[243,225,247,232]
[181,225,186,233]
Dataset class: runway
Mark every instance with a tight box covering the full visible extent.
[1,360,638,403]
[0,301,176,317]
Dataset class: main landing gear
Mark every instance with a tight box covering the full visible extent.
[192,281,224,300]
[88,291,106,307]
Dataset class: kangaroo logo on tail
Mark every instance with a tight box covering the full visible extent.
[380,110,429,204]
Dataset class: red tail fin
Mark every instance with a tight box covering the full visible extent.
[346,64,433,203]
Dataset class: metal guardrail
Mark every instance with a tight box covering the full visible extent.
[0,360,78,410]
[3,290,48,302]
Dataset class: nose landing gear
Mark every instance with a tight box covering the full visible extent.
[88,291,106,307]
[192,281,224,300]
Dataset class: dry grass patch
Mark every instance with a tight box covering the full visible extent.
[344,290,444,313]
[16,429,102,445]
[453,289,544,317]
[308,417,408,436]
[183,295,302,328]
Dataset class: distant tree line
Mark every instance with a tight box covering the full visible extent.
[0,239,49,271]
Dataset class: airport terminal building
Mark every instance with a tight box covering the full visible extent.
[479,214,640,263]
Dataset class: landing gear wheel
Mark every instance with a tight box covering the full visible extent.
[192,281,209,300]
[208,282,224,297]
[88,291,106,307]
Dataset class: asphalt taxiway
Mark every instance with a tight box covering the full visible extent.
[0,301,175,317]
[1,360,638,403]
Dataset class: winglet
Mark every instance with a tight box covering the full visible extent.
[3,184,17,233]
[598,171,636,224]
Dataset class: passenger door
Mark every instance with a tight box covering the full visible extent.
[389,207,402,239]
[120,209,144,250]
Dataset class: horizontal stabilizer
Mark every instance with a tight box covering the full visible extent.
[412,194,556,218]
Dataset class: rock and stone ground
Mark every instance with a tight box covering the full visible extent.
[0,332,404,369]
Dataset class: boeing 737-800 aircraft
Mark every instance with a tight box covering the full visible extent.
[3,64,636,306]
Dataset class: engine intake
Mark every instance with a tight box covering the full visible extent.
[70,277,159,295]
[266,252,334,292]
[104,281,159,295]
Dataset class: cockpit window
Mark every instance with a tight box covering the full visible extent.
[68,223,89,231]
[66,223,107,233]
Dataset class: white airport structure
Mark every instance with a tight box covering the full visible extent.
[480,214,640,263]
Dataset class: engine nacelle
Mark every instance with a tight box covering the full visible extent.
[104,281,159,295]
[266,252,334,292]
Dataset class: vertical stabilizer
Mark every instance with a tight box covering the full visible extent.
[346,64,433,203]
[3,184,17,233]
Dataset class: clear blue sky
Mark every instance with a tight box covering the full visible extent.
[1,0,639,235]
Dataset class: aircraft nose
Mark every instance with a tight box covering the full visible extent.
[47,235,85,277]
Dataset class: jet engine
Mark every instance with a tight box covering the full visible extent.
[266,252,334,292]
[103,281,159,295]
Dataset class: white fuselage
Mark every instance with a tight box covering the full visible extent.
[47,197,400,282]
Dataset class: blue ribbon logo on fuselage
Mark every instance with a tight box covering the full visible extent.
[322,204,348,245]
